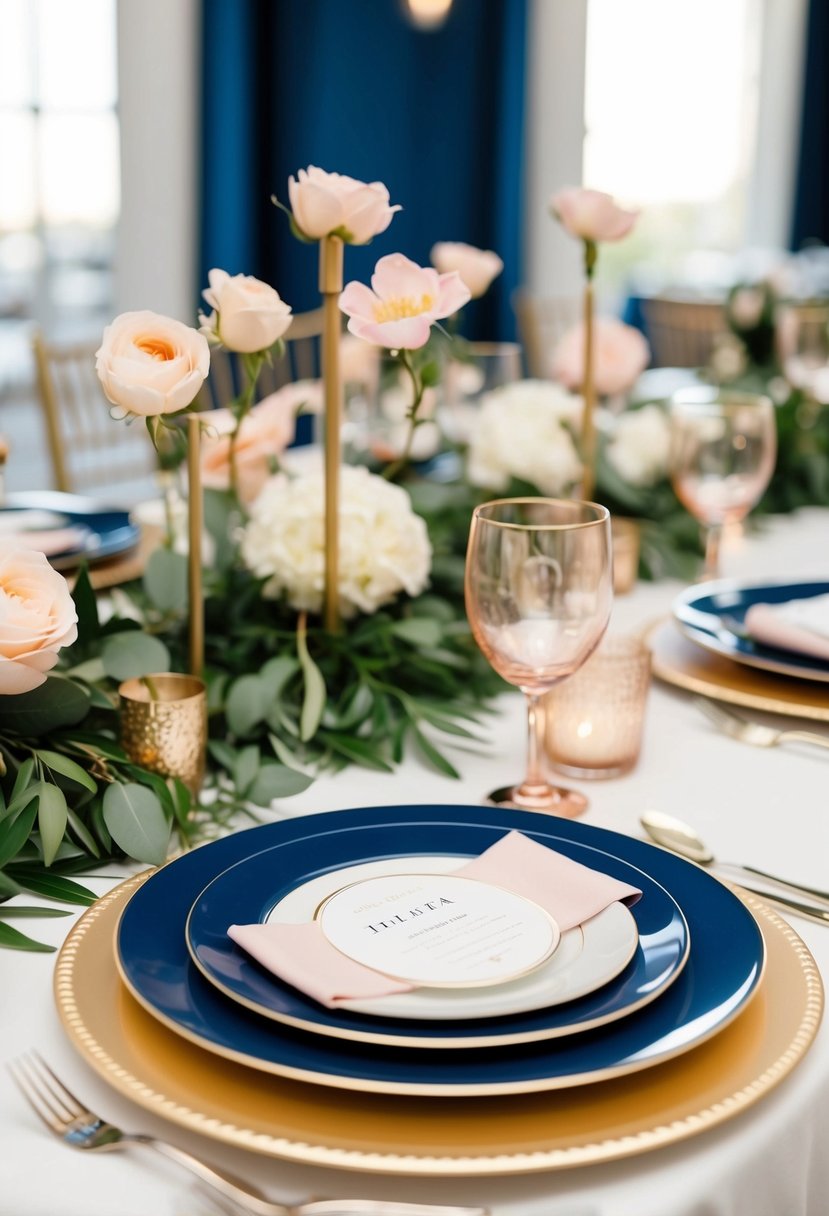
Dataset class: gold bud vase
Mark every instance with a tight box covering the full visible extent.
[119,673,207,796]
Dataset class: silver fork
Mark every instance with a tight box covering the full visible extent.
[9,1053,487,1216]
[694,697,829,753]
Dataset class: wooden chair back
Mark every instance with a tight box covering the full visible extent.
[641,296,727,368]
[201,307,324,410]
[32,332,157,495]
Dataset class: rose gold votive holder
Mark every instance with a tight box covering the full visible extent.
[611,517,640,595]
[544,636,651,779]
[119,673,207,795]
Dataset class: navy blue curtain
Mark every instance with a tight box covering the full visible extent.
[200,0,527,340]
[791,0,829,249]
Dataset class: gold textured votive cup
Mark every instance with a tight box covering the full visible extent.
[611,517,640,595]
[544,636,651,779]
[119,673,207,795]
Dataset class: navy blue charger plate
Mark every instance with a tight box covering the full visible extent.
[4,491,140,569]
[185,834,689,1048]
[116,806,765,1097]
[675,579,829,683]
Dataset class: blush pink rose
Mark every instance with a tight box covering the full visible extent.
[96,311,210,417]
[0,546,78,694]
[550,187,638,242]
[430,242,504,299]
[200,382,321,504]
[552,318,650,397]
[199,269,292,354]
[339,253,471,350]
[288,167,401,244]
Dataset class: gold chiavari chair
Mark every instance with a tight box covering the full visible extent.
[32,332,157,495]
[201,307,324,410]
[512,291,582,378]
[641,296,727,368]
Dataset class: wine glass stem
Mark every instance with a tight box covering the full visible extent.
[520,692,548,796]
[703,523,722,580]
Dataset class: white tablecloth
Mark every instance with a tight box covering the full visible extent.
[2,509,829,1216]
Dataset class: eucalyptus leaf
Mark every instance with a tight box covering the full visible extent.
[247,763,314,806]
[233,745,260,796]
[0,905,71,918]
[267,733,310,773]
[102,783,170,866]
[10,758,34,803]
[259,656,299,702]
[0,922,55,952]
[390,618,443,647]
[101,632,171,682]
[0,676,90,735]
[35,749,97,792]
[66,806,101,858]
[323,734,394,772]
[70,564,100,646]
[143,546,189,614]
[226,675,266,736]
[297,622,326,743]
[0,802,38,869]
[37,783,68,867]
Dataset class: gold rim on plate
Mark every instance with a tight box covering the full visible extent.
[55,873,823,1176]
[646,618,829,722]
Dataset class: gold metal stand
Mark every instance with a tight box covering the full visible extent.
[186,414,204,675]
[319,235,344,633]
[581,279,596,500]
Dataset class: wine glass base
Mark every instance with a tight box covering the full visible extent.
[486,785,588,818]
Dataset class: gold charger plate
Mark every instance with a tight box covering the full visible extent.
[646,618,829,722]
[55,874,823,1177]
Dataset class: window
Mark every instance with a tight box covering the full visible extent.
[583,0,763,292]
[0,0,119,336]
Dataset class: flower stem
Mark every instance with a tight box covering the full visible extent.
[228,353,264,504]
[382,350,424,481]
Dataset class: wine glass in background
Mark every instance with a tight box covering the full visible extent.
[669,388,777,581]
[777,302,829,401]
[465,498,612,816]
[439,341,523,444]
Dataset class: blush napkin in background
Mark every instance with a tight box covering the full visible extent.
[744,593,829,662]
[228,830,642,1009]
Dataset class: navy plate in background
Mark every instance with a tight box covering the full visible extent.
[674,579,829,683]
[4,491,140,569]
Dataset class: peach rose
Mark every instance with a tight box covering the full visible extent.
[199,269,292,354]
[96,311,210,417]
[339,253,470,350]
[0,547,78,694]
[288,167,401,244]
[552,318,650,397]
[201,382,321,504]
[550,187,638,242]
[430,242,503,299]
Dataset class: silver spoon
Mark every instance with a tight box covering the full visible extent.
[640,810,829,917]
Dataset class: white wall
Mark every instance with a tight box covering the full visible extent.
[115,0,200,321]
[524,0,588,300]
[745,0,809,249]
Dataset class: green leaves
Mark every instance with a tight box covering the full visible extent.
[101,632,171,682]
[248,763,313,805]
[226,675,267,737]
[102,783,170,867]
[35,750,96,793]
[143,547,189,615]
[37,784,68,867]
[297,615,326,742]
[0,922,55,953]
[0,676,90,735]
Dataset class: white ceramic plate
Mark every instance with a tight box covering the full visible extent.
[267,855,639,1021]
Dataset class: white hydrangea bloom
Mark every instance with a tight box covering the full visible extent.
[605,404,671,487]
[241,465,432,617]
[466,380,583,496]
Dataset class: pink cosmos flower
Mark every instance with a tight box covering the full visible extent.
[339,253,471,350]
[550,187,638,243]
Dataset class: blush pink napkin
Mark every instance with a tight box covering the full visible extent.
[745,594,829,662]
[227,830,641,1009]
